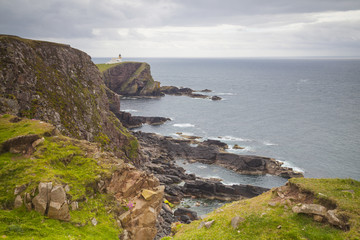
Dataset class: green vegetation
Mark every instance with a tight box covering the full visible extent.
[0,115,122,239]
[171,178,360,240]
[0,114,54,144]
[96,63,123,73]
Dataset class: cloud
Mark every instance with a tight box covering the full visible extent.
[0,0,360,57]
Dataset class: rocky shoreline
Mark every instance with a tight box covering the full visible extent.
[131,131,302,239]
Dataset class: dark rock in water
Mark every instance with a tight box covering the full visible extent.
[160,86,220,99]
[134,131,303,179]
[211,95,222,101]
[200,89,212,92]
[102,62,163,97]
[174,207,199,221]
[116,111,170,129]
[183,179,269,201]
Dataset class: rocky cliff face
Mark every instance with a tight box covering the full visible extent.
[0,35,137,159]
[102,62,162,96]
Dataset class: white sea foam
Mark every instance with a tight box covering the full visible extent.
[278,159,304,173]
[197,165,208,169]
[217,92,235,96]
[173,123,195,128]
[227,146,255,153]
[122,109,138,113]
[263,141,278,146]
[209,136,252,142]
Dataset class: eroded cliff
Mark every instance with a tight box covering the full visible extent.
[101,62,162,97]
[0,35,137,159]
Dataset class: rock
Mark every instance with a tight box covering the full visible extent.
[117,111,170,129]
[102,62,163,97]
[47,201,70,221]
[231,216,245,229]
[268,202,277,207]
[64,185,70,193]
[70,201,79,211]
[0,35,136,158]
[32,182,53,215]
[14,195,23,208]
[14,184,27,195]
[1,134,40,155]
[91,217,98,226]
[204,220,215,229]
[32,137,44,148]
[277,225,282,229]
[313,215,324,222]
[47,185,70,221]
[142,189,157,201]
[292,204,327,217]
[233,144,244,149]
[211,95,222,101]
[183,179,269,201]
[197,221,205,229]
[326,210,347,229]
[174,208,198,221]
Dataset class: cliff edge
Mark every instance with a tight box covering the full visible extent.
[100,62,162,97]
[0,35,137,159]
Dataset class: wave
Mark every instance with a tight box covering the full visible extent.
[278,159,304,173]
[209,136,253,142]
[227,146,255,153]
[263,141,278,146]
[122,109,138,112]
[216,92,235,96]
[173,123,195,128]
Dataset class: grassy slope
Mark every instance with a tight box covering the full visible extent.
[170,178,360,240]
[96,63,123,73]
[0,114,122,239]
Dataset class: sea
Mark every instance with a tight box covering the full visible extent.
[93,57,360,189]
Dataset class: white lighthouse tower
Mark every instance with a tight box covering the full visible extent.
[106,54,123,64]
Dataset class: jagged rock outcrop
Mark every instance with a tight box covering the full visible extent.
[134,131,303,178]
[116,111,170,129]
[271,182,350,230]
[0,35,137,159]
[106,165,165,240]
[102,62,163,97]
[183,179,269,201]
[160,86,222,100]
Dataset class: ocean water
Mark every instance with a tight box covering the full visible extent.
[93,58,360,184]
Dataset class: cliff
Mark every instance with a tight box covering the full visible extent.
[100,62,162,97]
[0,114,163,239]
[169,178,360,240]
[0,35,137,159]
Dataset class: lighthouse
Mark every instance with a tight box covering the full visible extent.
[106,54,123,64]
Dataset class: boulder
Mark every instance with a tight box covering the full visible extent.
[183,179,269,201]
[47,185,70,221]
[231,216,245,229]
[142,189,157,201]
[292,204,327,217]
[32,182,52,215]
[211,95,222,101]
[174,208,198,221]
[14,195,23,208]
[205,220,215,229]
[326,210,348,229]
[1,134,40,155]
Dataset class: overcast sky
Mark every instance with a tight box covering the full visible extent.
[1,0,360,58]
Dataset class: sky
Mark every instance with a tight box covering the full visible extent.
[1,0,360,58]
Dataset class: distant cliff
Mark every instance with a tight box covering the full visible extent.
[0,35,137,159]
[100,62,162,96]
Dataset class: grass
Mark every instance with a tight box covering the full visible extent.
[0,114,54,144]
[96,63,123,73]
[170,178,360,240]
[0,115,123,239]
